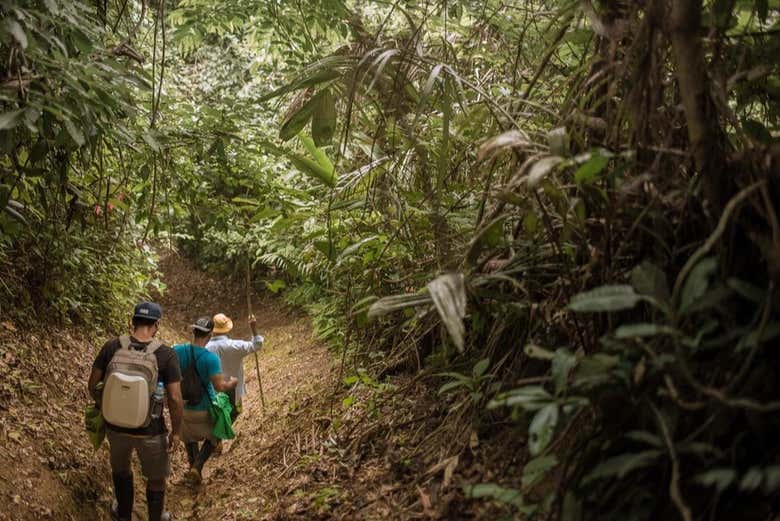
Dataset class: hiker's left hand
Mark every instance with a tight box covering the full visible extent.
[167,432,180,454]
[248,315,257,328]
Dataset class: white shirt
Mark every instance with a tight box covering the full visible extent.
[206,334,264,400]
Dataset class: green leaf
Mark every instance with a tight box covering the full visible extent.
[630,261,669,302]
[739,467,763,492]
[625,431,662,447]
[265,279,286,293]
[529,404,558,456]
[338,235,379,261]
[438,380,469,395]
[311,88,336,146]
[742,119,772,144]
[548,127,569,157]
[727,278,766,304]
[522,455,558,489]
[764,466,780,493]
[573,153,609,185]
[463,483,524,509]
[472,358,489,378]
[477,130,530,162]
[368,292,432,318]
[551,349,577,394]
[5,19,28,49]
[427,273,467,352]
[525,344,555,360]
[738,322,780,352]
[314,239,336,261]
[0,109,25,131]
[279,91,322,142]
[64,119,85,146]
[582,451,662,484]
[694,468,736,492]
[568,285,642,313]
[488,386,552,411]
[680,256,718,313]
[465,216,506,266]
[258,56,343,102]
[142,132,161,151]
[231,197,259,207]
[289,154,335,187]
[43,0,59,14]
[572,353,619,388]
[527,156,563,187]
[300,134,335,174]
[614,323,678,339]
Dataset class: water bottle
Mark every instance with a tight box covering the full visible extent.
[151,382,165,420]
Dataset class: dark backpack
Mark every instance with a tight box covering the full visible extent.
[181,345,209,406]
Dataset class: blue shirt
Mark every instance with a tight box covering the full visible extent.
[173,343,222,411]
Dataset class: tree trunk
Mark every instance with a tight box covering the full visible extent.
[666,0,729,212]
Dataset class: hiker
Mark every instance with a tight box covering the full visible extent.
[173,317,237,485]
[87,301,183,521]
[206,313,264,422]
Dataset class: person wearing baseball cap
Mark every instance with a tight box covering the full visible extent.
[173,317,237,486]
[87,301,183,521]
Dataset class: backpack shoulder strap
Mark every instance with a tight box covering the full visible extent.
[119,335,131,350]
[146,339,162,354]
[189,344,211,396]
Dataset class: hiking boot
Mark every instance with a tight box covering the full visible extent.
[184,467,202,485]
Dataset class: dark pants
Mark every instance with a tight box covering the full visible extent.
[107,430,170,480]
[227,389,242,423]
[107,429,168,521]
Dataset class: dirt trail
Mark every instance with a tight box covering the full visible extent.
[1,252,457,520]
[0,249,334,520]
[155,252,333,520]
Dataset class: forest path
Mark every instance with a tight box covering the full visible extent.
[151,252,333,520]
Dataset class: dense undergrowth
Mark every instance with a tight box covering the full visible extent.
[2,0,780,519]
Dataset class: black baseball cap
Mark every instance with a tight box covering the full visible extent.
[190,317,214,333]
[133,301,162,320]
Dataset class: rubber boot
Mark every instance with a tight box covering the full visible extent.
[185,442,199,467]
[146,488,167,521]
[194,440,216,472]
[111,471,133,521]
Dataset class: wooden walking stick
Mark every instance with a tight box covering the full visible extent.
[247,263,267,412]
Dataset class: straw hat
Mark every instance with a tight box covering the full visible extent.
[212,313,233,334]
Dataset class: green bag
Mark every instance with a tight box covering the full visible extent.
[84,403,106,450]
[208,392,235,440]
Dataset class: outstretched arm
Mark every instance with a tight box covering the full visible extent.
[217,316,264,356]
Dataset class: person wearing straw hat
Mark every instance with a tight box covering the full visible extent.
[206,313,264,422]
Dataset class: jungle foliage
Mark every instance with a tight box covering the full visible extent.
[2,0,780,519]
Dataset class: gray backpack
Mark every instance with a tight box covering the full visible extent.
[101,336,161,429]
